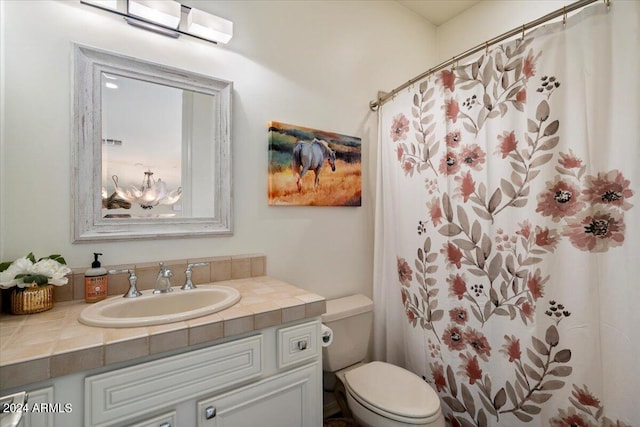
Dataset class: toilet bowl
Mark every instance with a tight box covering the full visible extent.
[343,361,445,427]
[322,295,445,427]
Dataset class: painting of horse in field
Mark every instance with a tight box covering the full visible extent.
[268,121,361,206]
[293,138,336,191]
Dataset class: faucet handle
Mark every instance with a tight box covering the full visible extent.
[187,262,209,270]
[108,268,133,275]
[108,268,142,298]
[182,262,209,290]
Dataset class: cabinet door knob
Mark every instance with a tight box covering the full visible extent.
[205,405,217,419]
[297,340,308,350]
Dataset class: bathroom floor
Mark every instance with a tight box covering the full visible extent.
[323,417,358,427]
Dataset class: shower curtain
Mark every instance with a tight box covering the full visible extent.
[374,3,639,426]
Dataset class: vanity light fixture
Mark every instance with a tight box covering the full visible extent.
[81,0,124,11]
[128,0,181,29]
[186,7,233,44]
[80,0,233,44]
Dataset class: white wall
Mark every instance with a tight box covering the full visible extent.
[435,0,575,63]
[0,1,436,299]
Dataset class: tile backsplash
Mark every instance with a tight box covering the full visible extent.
[0,254,266,309]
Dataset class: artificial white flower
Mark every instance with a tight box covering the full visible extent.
[0,257,33,289]
[0,253,70,289]
[32,259,71,286]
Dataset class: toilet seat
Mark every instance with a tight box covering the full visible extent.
[343,361,442,424]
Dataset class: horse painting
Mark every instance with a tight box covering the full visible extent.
[292,138,336,192]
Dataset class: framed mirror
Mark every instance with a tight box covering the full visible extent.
[73,44,232,241]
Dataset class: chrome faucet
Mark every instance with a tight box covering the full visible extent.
[108,268,142,298]
[181,262,209,290]
[153,262,174,294]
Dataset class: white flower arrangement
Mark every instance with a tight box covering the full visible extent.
[0,253,71,289]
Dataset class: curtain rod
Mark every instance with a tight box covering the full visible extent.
[369,0,605,111]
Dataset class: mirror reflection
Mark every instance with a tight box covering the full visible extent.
[73,44,232,241]
[100,73,216,219]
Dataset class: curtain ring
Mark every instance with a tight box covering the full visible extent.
[485,41,489,55]
[451,56,456,71]
[562,6,567,25]
[604,0,611,9]
[521,24,525,40]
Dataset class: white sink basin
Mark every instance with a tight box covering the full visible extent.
[79,285,241,328]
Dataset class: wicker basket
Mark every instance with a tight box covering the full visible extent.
[10,284,54,314]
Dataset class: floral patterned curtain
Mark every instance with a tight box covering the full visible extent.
[373,3,639,426]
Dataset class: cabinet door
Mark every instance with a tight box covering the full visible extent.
[197,362,321,427]
[127,410,176,427]
[23,386,54,427]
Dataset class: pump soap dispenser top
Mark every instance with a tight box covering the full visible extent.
[85,252,108,303]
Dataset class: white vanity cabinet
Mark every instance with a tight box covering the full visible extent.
[1,318,322,427]
[84,318,322,427]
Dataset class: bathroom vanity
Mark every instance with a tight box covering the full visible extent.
[0,277,325,427]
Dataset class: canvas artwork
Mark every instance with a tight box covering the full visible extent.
[268,121,362,206]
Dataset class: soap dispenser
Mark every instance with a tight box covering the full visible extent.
[85,253,108,303]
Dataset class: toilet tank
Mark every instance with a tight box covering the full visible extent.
[322,294,373,372]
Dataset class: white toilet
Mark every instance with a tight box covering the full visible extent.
[322,294,445,427]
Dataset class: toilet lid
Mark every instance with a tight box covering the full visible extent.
[344,361,441,420]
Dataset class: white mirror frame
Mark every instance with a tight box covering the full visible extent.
[72,44,232,242]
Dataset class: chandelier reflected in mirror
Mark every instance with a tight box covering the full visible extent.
[103,170,182,210]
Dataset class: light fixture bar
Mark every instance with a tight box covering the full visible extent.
[80,0,233,45]
[123,16,180,38]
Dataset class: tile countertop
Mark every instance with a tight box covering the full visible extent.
[0,276,326,390]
